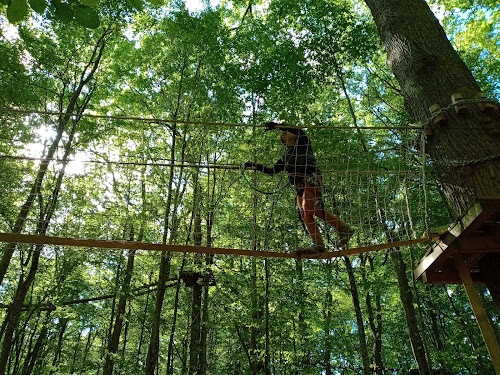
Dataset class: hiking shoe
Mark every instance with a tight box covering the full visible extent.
[296,244,327,257]
[337,225,355,248]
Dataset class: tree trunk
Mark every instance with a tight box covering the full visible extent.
[263,258,271,375]
[145,122,178,375]
[166,257,186,375]
[188,201,203,374]
[103,227,136,375]
[21,323,47,375]
[135,273,152,374]
[69,329,82,374]
[0,30,108,286]
[50,317,68,373]
[0,120,80,374]
[361,256,384,375]
[391,250,431,374]
[189,280,203,375]
[343,256,371,375]
[362,0,500,305]
[323,261,333,375]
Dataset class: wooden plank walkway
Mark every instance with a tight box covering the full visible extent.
[0,233,430,260]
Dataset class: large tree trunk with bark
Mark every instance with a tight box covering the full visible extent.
[363,0,499,210]
[362,0,500,307]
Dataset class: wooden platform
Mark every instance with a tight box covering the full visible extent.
[414,197,500,284]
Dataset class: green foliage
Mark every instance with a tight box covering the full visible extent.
[0,1,498,374]
[28,0,47,14]
[6,0,29,23]
[73,4,99,28]
[54,2,73,22]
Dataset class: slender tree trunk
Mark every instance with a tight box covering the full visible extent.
[343,256,371,375]
[69,330,82,374]
[263,258,271,375]
[189,181,203,375]
[293,259,309,372]
[50,317,68,373]
[0,120,80,374]
[145,123,178,375]
[361,256,383,375]
[323,261,333,375]
[166,257,186,375]
[103,227,136,375]
[145,54,193,368]
[391,250,432,374]
[82,329,94,370]
[135,273,152,374]
[188,279,202,375]
[21,323,47,375]
[0,31,108,286]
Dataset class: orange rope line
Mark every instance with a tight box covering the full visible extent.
[0,108,423,130]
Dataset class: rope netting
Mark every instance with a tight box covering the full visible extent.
[0,109,434,259]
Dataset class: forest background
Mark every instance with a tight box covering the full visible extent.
[0,0,499,374]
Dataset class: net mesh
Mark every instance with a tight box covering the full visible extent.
[0,111,430,257]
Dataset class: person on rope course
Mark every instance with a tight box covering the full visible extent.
[244,121,355,255]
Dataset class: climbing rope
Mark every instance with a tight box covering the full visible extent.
[240,165,289,195]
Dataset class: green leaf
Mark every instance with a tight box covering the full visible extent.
[125,0,142,11]
[79,0,98,7]
[148,0,163,6]
[74,5,99,29]
[0,0,10,6]
[28,0,47,14]
[55,2,73,23]
[6,0,29,23]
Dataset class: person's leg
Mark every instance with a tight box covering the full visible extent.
[297,190,324,246]
[308,184,355,247]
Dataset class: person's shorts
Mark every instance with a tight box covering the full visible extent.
[294,173,322,198]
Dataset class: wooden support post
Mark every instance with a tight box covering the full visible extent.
[454,250,500,374]
[476,92,499,113]
[451,93,468,115]
[429,104,446,126]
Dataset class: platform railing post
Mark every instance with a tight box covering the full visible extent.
[454,249,500,374]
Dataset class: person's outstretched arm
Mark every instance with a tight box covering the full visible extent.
[243,160,285,175]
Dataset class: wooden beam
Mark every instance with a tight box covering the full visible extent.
[414,197,500,282]
[0,232,430,260]
[454,251,500,374]
[421,271,484,284]
[414,239,451,280]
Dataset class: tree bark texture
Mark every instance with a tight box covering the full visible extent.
[363,0,500,329]
[363,0,500,219]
